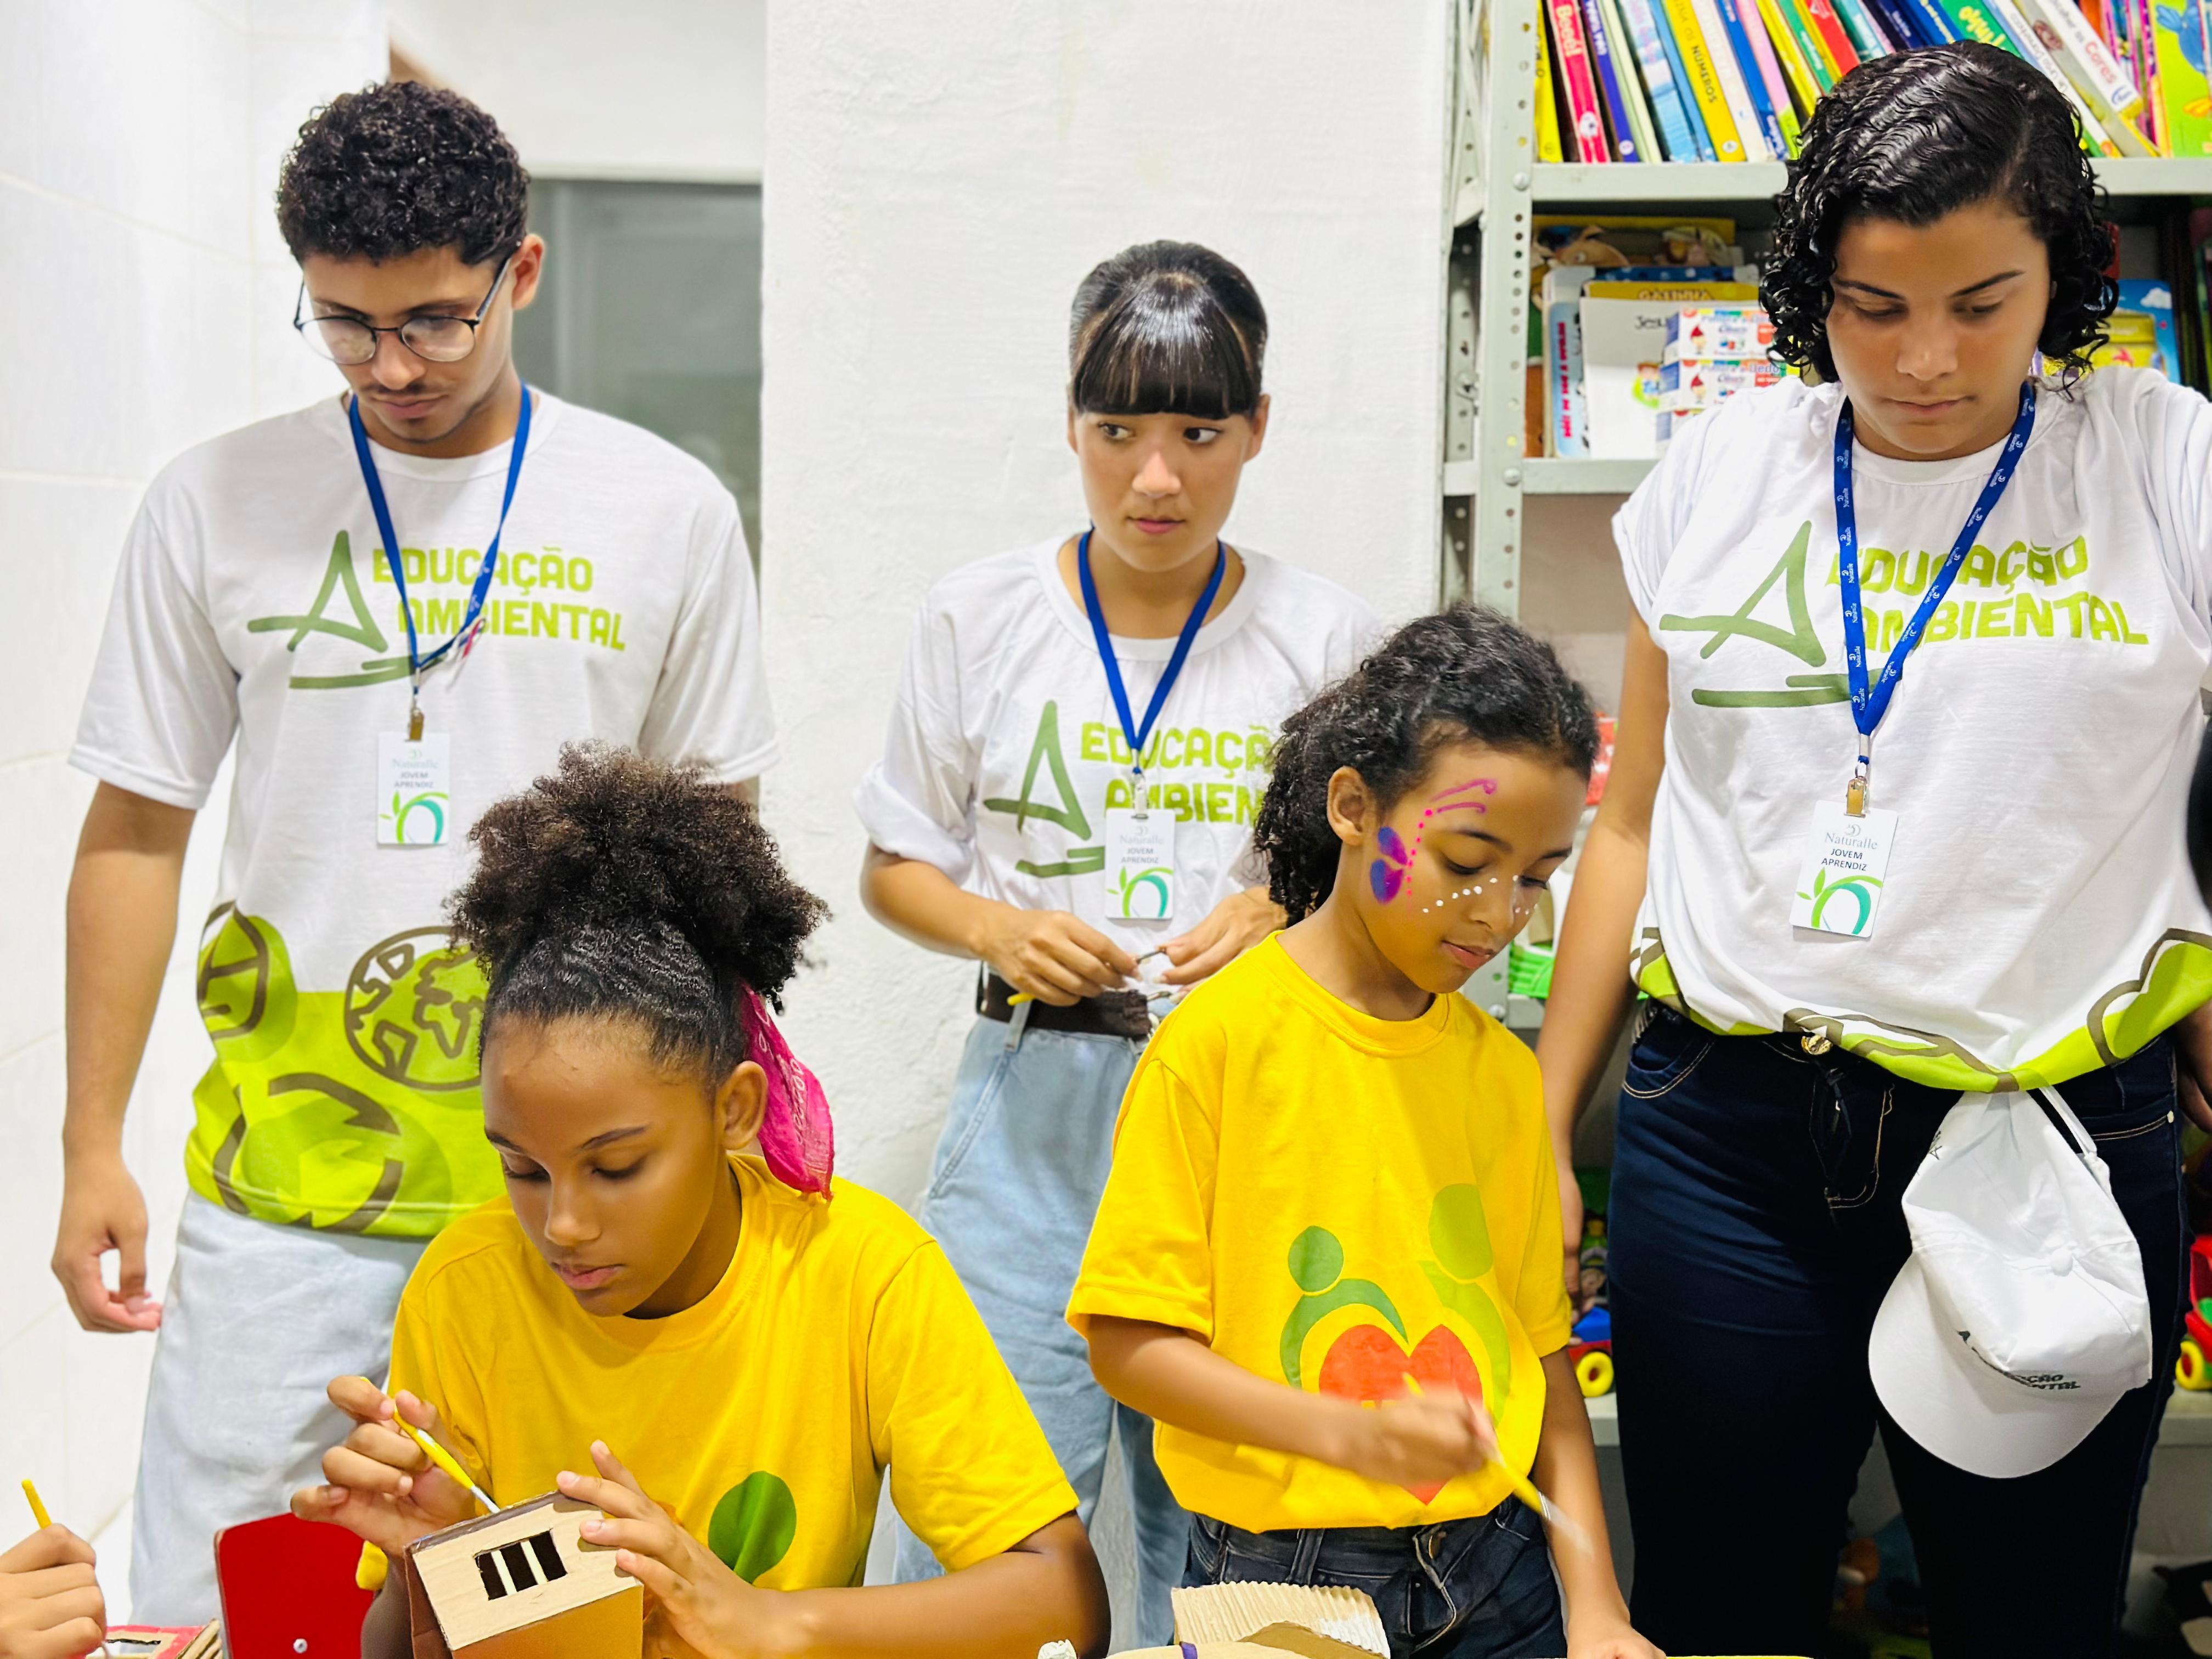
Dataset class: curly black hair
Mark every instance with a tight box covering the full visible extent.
[276,81,529,267]
[1763,43,2114,384]
[1254,607,1598,924]
[1069,241,1268,419]
[448,745,827,1090]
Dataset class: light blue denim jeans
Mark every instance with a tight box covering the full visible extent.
[889,1012,1190,1646]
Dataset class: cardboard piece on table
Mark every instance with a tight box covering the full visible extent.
[101,1624,221,1659]
[1171,1583,1389,1657]
[405,1492,641,1658]
[1115,1647,1317,1658]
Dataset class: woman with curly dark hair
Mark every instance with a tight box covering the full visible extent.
[294,746,1110,1659]
[1538,42,2212,1658]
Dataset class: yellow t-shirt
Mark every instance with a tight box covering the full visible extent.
[1068,936,1575,1533]
[387,1155,1076,1588]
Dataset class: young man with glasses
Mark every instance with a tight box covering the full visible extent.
[55,81,777,1622]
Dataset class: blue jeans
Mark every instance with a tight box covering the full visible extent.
[1610,1006,2188,1659]
[1183,1503,1566,1659]
[890,1014,1190,1646]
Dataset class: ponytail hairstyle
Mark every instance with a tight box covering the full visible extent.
[447,744,837,1194]
[1069,240,1267,420]
[1255,607,1599,924]
[1763,42,2114,386]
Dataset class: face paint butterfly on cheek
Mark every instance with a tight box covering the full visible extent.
[1370,826,1417,902]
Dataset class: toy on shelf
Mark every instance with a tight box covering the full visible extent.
[405,1493,641,1657]
[1568,1197,1615,1397]
[2176,1233,2212,1389]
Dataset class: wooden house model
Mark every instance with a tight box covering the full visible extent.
[404,1493,641,1658]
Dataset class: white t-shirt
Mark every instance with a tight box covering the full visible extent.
[71,391,777,1236]
[1617,367,2212,1091]
[856,538,1376,962]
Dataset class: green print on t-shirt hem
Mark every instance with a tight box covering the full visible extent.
[186,906,502,1235]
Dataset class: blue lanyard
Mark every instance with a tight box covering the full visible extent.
[1077,527,1226,790]
[347,384,533,731]
[1833,381,2034,808]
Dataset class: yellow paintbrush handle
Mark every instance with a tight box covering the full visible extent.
[20,1480,50,1531]
[392,1415,496,1513]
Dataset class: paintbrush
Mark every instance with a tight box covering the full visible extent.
[1400,1374,1593,1555]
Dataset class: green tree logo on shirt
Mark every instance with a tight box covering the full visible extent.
[981,701,1104,878]
[1657,521,1851,709]
[245,531,412,689]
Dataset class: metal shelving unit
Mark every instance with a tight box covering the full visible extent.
[1441,1,2212,608]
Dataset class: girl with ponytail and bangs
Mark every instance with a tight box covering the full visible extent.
[856,241,1375,1641]
[295,746,1108,1659]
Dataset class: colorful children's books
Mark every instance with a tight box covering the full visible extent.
[1716,0,1801,151]
[2151,0,2212,155]
[1831,0,1901,55]
[1581,0,1649,158]
[1687,0,1778,157]
[1660,0,1752,157]
[1597,0,1668,160]
[2114,278,2182,379]
[1548,0,1615,161]
[1759,0,1833,105]
[1617,0,1706,156]
[2017,0,2158,150]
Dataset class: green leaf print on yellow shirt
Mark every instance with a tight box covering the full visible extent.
[708,1472,798,1584]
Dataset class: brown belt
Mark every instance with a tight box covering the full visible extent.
[977,971,1153,1040]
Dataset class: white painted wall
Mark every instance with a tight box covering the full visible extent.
[0,0,386,1570]
[384,0,766,182]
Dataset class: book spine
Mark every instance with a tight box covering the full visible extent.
[2016,0,2155,149]
[1596,0,1668,161]
[1662,0,1750,156]
[1549,303,1589,458]
[1831,0,1900,53]
[1803,0,1869,65]
[1549,0,1615,162]
[1935,0,2019,49]
[1618,0,1707,157]
[1864,0,1929,41]
[1714,0,1797,152]
[1758,0,1831,110]
[1990,0,2126,150]
[1580,0,1647,158]
[2153,0,2212,155]
[1651,0,1722,155]
[1690,0,1778,157]
[1534,13,1566,162]
[1898,0,1961,39]
[1781,0,1845,83]
[1731,0,1804,144]
[2131,0,2165,151]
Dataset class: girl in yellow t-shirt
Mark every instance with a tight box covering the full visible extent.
[1071,609,1657,1659]
[292,745,1107,1659]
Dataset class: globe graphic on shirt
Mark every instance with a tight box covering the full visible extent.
[343,927,487,1092]
[196,904,298,1061]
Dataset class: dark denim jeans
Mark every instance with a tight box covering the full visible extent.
[1610,1005,2187,1659]
[1184,1502,1565,1659]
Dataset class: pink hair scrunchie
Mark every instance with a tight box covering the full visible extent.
[741,986,836,1197]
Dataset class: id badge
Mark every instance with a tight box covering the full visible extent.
[377,732,452,847]
[1104,808,1176,922]
[1791,803,1898,938]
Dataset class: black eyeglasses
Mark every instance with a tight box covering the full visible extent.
[294,255,514,366]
